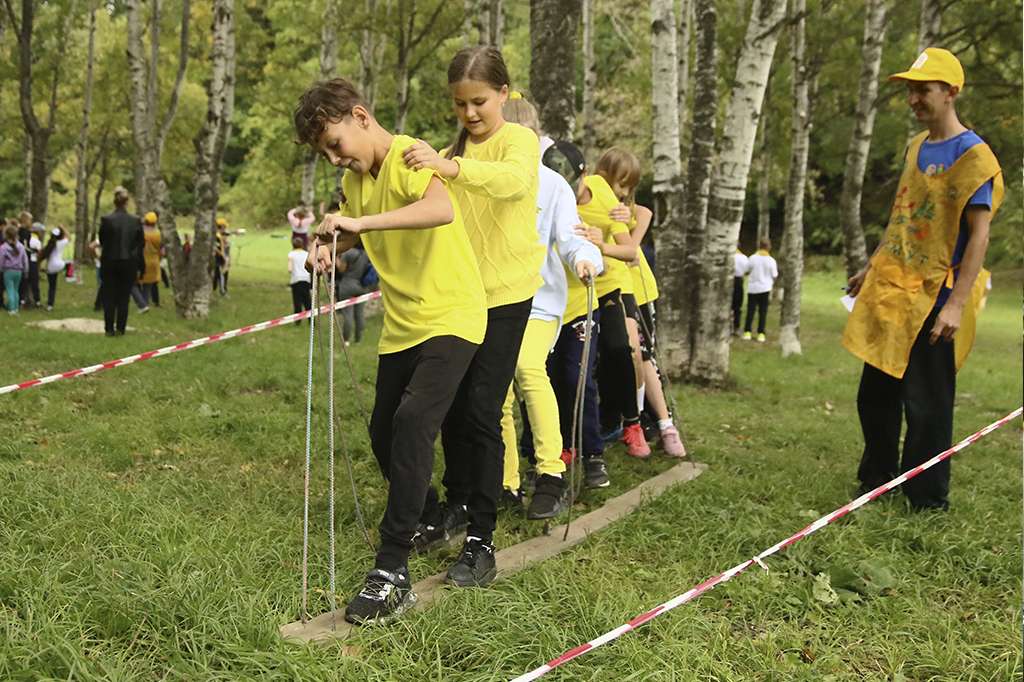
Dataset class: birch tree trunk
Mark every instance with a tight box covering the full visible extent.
[21,134,32,211]
[126,0,152,209]
[839,0,888,279]
[74,6,97,265]
[581,0,596,162]
[677,0,692,166]
[487,0,504,47]
[755,77,772,245]
[779,0,811,358]
[360,0,379,106]
[301,0,339,207]
[658,0,716,375]
[175,0,235,319]
[916,0,941,53]
[650,0,681,200]
[530,0,582,140]
[690,0,787,384]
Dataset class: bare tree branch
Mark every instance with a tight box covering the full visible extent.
[158,0,191,157]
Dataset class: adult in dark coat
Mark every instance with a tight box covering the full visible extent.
[98,187,145,336]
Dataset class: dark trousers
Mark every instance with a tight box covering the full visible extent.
[21,261,40,306]
[744,291,770,334]
[341,304,366,342]
[596,289,639,429]
[370,335,478,571]
[731,276,744,331]
[440,298,532,541]
[856,309,955,509]
[290,281,311,324]
[46,272,58,307]
[101,260,137,333]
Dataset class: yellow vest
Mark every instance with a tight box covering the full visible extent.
[842,131,1004,378]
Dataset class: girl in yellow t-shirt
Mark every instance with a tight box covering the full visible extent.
[608,198,686,459]
[399,46,544,587]
[294,77,486,625]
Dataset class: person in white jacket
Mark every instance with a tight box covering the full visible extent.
[742,238,778,342]
[498,96,603,520]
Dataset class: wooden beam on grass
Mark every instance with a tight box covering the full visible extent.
[280,460,708,645]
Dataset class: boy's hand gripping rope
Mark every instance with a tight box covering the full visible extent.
[564,279,596,540]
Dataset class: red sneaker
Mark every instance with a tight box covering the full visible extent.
[560,448,575,468]
[622,423,651,459]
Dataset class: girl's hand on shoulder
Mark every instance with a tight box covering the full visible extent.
[608,203,631,223]
[402,140,459,179]
[574,223,603,246]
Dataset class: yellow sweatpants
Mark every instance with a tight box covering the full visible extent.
[501,317,564,490]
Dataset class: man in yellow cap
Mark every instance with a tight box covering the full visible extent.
[843,48,1004,511]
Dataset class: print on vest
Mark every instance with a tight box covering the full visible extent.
[885,187,935,268]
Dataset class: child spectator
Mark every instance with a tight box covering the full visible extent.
[287,236,311,326]
[1,225,29,315]
[335,244,374,344]
[40,226,69,311]
[743,238,778,342]
[288,206,315,248]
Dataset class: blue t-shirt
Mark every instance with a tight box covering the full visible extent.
[916,130,993,308]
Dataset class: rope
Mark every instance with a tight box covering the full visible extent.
[563,279,595,541]
[327,233,338,625]
[300,257,318,624]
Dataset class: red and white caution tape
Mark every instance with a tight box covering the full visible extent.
[511,407,1023,682]
[0,291,381,396]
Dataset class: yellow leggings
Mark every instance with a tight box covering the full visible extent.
[501,317,563,490]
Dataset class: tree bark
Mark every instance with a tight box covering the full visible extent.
[21,134,32,211]
[530,0,582,140]
[677,0,692,168]
[487,0,503,47]
[839,0,888,279]
[126,0,152,209]
[360,0,379,106]
[755,77,771,245]
[74,6,97,265]
[650,0,681,198]
[658,0,716,376]
[779,0,811,358]
[581,0,596,161]
[301,0,338,207]
[691,0,787,384]
[916,0,941,53]
[176,0,235,319]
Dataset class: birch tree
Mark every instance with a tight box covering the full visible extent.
[677,0,692,167]
[173,0,235,319]
[650,0,681,227]
[74,5,97,265]
[581,0,596,162]
[300,0,339,208]
[658,0,715,374]
[916,0,941,53]
[779,0,812,358]
[359,0,381,108]
[754,85,771,245]
[839,0,888,278]
[690,0,787,384]
[530,0,582,140]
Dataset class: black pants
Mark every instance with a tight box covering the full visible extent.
[46,272,59,307]
[596,289,639,430]
[732,277,744,331]
[369,335,478,571]
[101,260,137,333]
[744,291,770,334]
[290,281,311,324]
[856,309,955,509]
[439,298,533,542]
[21,261,40,306]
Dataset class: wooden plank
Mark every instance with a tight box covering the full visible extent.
[279,460,708,644]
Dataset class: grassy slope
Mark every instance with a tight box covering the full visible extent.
[0,238,1020,681]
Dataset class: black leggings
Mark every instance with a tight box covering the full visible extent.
[370,335,478,571]
[46,272,58,307]
[744,291,770,334]
[290,281,311,323]
[439,298,533,542]
[596,289,639,429]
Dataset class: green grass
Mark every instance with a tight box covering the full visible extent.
[1,238,1020,681]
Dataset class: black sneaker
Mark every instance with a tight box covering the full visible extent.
[343,567,416,625]
[412,501,467,554]
[446,537,497,587]
[500,487,525,512]
[583,457,610,489]
[527,474,567,520]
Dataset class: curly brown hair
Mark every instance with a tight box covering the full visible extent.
[293,78,369,147]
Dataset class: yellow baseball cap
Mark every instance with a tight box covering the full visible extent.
[215,217,227,227]
[143,211,158,224]
[888,48,965,90]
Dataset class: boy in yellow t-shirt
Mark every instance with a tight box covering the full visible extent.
[295,78,486,625]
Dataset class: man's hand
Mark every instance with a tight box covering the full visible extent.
[402,140,460,178]
[930,300,963,344]
[575,260,597,284]
[608,203,631,223]
[847,265,870,297]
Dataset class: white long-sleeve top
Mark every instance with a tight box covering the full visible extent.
[531,164,604,327]
[745,251,778,294]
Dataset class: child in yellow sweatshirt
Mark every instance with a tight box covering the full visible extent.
[400,46,544,587]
